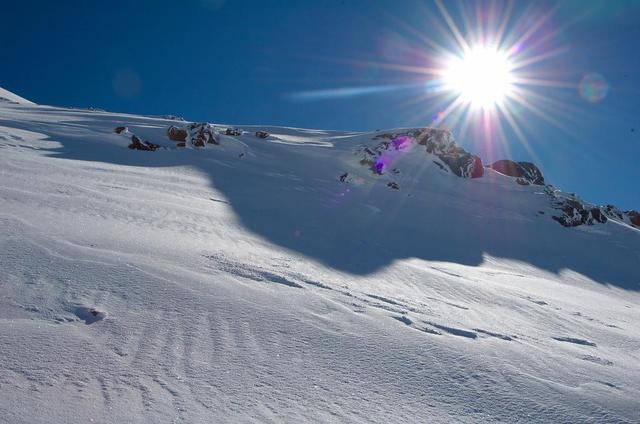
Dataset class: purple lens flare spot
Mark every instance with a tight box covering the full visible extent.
[392,135,412,151]
[373,159,387,174]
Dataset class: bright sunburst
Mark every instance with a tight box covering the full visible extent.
[444,46,514,109]
[288,1,575,160]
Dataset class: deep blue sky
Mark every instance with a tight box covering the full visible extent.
[2,0,639,209]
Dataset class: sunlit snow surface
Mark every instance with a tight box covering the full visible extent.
[0,99,639,423]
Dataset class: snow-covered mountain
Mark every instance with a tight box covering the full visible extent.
[1,88,639,423]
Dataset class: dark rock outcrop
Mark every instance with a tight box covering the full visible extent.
[114,126,128,134]
[188,123,219,147]
[363,127,634,229]
[603,204,624,220]
[603,205,640,228]
[629,211,640,227]
[161,115,185,121]
[363,128,483,178]
[129,134,159,151]
[546,192,640,229]
[439,153,484,178]
[413,128,483,178]
[166,126,187,142]
[550,195,607,227]
[387,181,400,190]
[256,131,270,139]
[490,160,545,185]
[225,128,242,136]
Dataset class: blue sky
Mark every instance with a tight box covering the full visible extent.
[2,0,639,209]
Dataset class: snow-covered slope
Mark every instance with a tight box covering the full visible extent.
[0,87,34,105]
[1,93,639,423]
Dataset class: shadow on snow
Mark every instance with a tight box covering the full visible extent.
[3,107,638,291]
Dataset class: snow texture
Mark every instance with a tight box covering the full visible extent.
[0,88,639,423]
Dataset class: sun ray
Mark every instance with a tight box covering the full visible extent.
[378,7,452,58]
[435,0,471,52]
[507,89,570,132]
[509,76,575,89]
[494,0,516,48]
[506,8,557,55]
[495,101,539,162]
[491,107,515,161]
[510,47,569,71]
[284,0,575,168]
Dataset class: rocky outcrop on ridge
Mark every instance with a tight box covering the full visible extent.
[490,160,545,185]
[360,128,484,179]
[603,205,640,228]
[165,123,219,148]
[118,117,636,231]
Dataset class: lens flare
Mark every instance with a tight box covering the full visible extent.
[285,0,575,163]
[579,73,609,103]
[444,47,514,109]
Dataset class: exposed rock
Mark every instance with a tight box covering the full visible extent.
[490,160,545,185]
[114,126,128,134]
[439,153,484,178]
[413,128,483,178]
[256,131,270,139]
[414,128,457,153]
[166,126,187,142]
[590,208,607,224]
[362,127,634,228]
[603,204,624,220]
[339,172,348,182]
[225,128,242,136]
[628,211,640,227]
[373,133,394,140]
[129,134,159,151]
[603,205,639,228]
[362,128,483,178]
[387,181,400,190]
[188,123,219,147]
[161,114,185,121]
[550,195,607,227]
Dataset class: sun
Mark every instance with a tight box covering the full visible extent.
[444,46,514,109]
